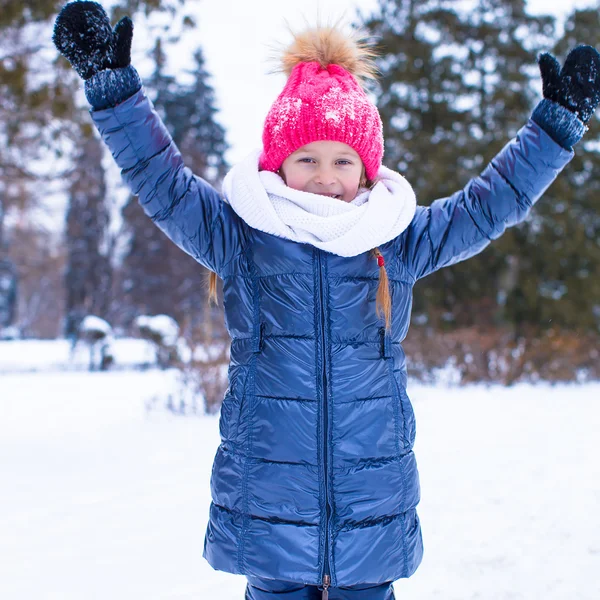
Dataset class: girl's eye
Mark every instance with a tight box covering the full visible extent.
[337,160,352,165]
[298,157,315,163]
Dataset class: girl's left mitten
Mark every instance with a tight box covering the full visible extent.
[53,1,133,80]
[539,45,600,124]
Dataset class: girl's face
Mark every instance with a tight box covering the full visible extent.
[279,141,364,203]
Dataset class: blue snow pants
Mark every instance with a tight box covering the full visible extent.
[245,576,396,599]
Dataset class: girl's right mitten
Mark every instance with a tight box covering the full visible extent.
[53,0,133,80]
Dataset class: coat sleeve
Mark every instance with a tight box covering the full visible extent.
[90,88,244,277]
[400,119,574,281]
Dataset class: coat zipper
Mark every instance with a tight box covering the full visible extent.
[317,250,332,599]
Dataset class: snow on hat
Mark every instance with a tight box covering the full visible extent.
[259,27,384,181]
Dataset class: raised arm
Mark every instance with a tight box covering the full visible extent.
[53,1,244,277]
[402,45,600,281]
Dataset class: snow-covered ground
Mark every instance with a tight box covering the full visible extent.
[1,361,599,598]
[0,338,157,372]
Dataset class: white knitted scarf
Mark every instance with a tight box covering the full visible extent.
[222,150,417,258]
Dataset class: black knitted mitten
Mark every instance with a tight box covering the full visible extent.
[53,1,133,80]
[539,45,600,124]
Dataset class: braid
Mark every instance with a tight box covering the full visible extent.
[208,271,218,306]
[372,248,391,331]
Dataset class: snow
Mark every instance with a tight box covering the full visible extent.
[79,315,112,335]
[0,325,20,340]
[0,338,157,372]
[0,342,599,599]
[135,314,180,346]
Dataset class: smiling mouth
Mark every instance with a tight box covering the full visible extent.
[317,193,342,199]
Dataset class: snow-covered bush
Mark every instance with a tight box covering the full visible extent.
[77,315,114,371]
[141,314,231,415]
[0,259,17,330]
[0,325,21,341]
[143,341,230,416]
[135,314,181,369]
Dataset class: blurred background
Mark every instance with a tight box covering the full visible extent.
[2,0,600,390]
[2,2,600,599]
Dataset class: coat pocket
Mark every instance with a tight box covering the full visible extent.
[219,390,233,441]
[227,366,249,446]
[397,384,416,450]
[220,389,246,446]
[219,366,247,445]
[229,389,246,445]
[388,369,416,451]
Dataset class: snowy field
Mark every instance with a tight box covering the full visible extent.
[0,338,157,372]
[1,360,599,599]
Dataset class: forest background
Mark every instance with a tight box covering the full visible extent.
[2,0,600,390]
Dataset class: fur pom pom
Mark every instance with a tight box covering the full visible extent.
[279,26,379,84]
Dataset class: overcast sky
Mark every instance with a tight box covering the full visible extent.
[122,0,598,164]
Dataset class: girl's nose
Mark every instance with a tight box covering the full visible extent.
[315,167,336,186]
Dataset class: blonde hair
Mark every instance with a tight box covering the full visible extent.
[207,177,392,332]
[372,247,392,331]
[208,271,218,306]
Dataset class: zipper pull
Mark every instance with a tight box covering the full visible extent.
[322,574,330,600]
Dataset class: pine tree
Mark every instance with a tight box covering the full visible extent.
[1,0,188,336]
[361,0,555,329]
[64,135,112,338]
[119,38,229,333]
[504,7,600,333]
[362,0,468,197]
[0,1,80,252]
[431,0,555,331]
[169,48,229,185]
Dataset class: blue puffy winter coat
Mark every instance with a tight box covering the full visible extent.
[91,89,573,588]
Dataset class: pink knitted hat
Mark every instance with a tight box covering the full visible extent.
[259,28,384,181]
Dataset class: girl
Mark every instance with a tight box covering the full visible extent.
[53,2,600,599]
